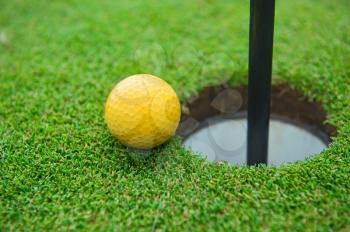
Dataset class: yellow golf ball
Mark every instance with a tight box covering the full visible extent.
[105,74,181,149]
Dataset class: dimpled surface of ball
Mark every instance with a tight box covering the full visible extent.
[105,74,181,149]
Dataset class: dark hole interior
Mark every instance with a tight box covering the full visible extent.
[177,83,336,145]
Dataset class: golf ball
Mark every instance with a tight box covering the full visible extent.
[105,74,181,149]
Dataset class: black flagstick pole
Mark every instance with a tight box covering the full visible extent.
[247,0,275,165]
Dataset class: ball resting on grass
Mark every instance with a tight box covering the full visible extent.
[105,74,181,149]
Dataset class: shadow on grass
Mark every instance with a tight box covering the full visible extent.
[103,134,179,173]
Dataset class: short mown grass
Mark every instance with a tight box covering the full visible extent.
[1,0,350,231]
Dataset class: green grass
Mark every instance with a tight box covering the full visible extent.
[1,0,350,231]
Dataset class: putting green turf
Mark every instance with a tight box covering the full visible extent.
[1,0,350,230]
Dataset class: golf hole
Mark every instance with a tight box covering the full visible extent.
[177,84,336,166]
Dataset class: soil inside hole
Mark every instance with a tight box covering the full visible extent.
[177,83,336,165]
